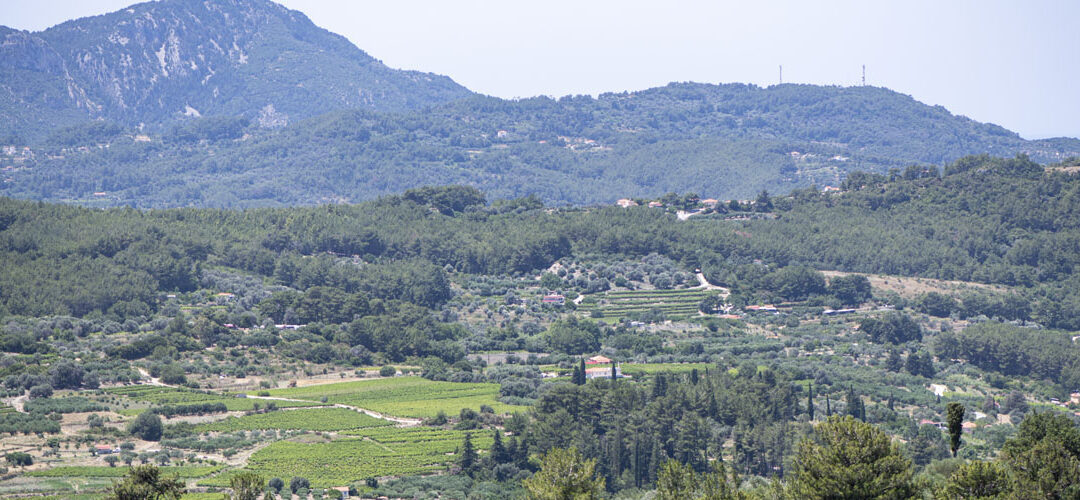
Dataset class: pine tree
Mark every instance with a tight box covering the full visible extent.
[460,432,477,476]
[516,438,531,469]
[507,436,519,466]
[885,348,903,372]
[523,447,605,500]
[491,429,507,464]
[789,416,914,499]
[104,465,186,500]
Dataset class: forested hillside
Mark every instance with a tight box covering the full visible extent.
[3,155,1080,498]
[5,2,1080,497]
[4,84,1079,207]
[2,155,1079,328]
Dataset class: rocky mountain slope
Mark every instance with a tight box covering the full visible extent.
[0,0,472,140]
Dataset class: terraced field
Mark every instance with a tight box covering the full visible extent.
[199,427,494,488]
[253,377,524,418]
[578,287,718,321]
[196,407,391,433]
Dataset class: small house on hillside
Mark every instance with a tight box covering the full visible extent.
[745,305,778,313]
[586,355,612,365]
[585,365,629,379]
[616,198,638,208]
[542,294,565,305]
[822,309,856,316]
[94,444,116,454]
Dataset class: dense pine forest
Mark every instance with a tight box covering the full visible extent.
[3,154,1079,328]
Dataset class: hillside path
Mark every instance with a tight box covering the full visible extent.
[245,394,422,426]
[133,368,420,426]
[695,272,730,297]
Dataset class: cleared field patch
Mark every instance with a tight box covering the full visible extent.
[105,385,326,413]
[196,407,391,433]
[253,377,523,418]
[27,465,223,478]
[578,288,717,321]
[821,270,1008,299]
[200,427,493,489]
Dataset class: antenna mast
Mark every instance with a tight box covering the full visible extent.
[862,65,866,86]
[779,65,783,84]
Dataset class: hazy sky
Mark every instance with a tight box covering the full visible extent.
[7,0,1079,139]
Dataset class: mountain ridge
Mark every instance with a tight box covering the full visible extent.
[4,81,1078,208]
[0,0,473,140]
[1,0,1078,207]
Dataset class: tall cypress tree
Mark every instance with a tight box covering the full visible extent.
[845,386,865,421]
[825,393,832,417]
[808,382,815,421]
[611,360,618,380]
[648,439,664,484]
[946,402,965,457]
[652,373,667,398]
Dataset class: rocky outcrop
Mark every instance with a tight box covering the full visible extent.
[0,0,472,139]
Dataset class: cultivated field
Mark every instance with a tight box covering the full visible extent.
[200,427,495,488]
[252,377,523,418]
[104,385,328,413]
[578,288,717,321]
[196,407,391,433]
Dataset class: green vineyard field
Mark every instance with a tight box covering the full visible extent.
[197,407,391,433]
[199,427,494,488]
[577,288,718,320]
[27,465,223,478]
[251,377,523,418]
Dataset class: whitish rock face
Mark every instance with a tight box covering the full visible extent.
[0,0,471,139]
